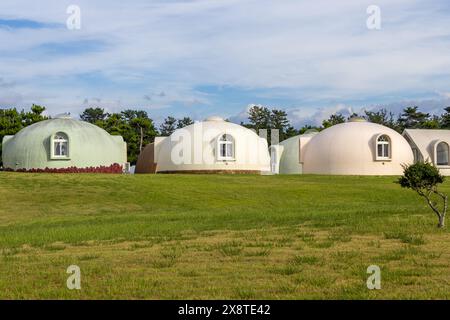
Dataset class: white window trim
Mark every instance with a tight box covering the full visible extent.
[434,140,450,167]
[375,134,392,161]
[216,134,235,161]
[50,132,71,160]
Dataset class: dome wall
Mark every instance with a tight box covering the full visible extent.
[302,122,414,175]
[2,118,127,171]
[152,119,270,173]
[276,132,318,174]
[276,136,301,174]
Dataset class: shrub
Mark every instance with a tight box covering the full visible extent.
[398,161,447,228]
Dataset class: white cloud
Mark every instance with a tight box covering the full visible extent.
[0,0,450,118]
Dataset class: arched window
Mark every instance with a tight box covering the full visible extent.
[217,134,234,160]
[52,132,69,158]
[436,142,449,166]
[376,135,391,160]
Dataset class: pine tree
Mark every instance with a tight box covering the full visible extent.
[159,116,178,136]
[440,107,450,129]
[322,113,345,129]
[177,117,194,129]
[397,106,430,130]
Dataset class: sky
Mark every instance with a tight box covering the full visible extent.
[1,0,450,127]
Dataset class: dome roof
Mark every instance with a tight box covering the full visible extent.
[2,118,126,170]
[154,119,270,172]
[302,121,413,175]
[348,116,367,122]
[204,116,224,122]
[173,117,258,136]
[54,113,72,119]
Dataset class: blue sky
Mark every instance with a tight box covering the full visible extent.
[1,0,450,126]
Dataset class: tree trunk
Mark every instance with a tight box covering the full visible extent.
[438,215,445,228]
[139,126,144,152]
[435,191,447,228]
[424,192,446,228]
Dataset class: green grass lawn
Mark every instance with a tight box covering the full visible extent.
[0,172,449,299]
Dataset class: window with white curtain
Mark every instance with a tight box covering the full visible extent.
[376,135,391,160]
[436,142,449,166]
[52,132,69,158]
[217,134,234,160]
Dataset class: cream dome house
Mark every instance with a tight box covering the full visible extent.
[136,116,270,174]
[402,129,450,176]
[272,117,414,175]
[2,115,127,172]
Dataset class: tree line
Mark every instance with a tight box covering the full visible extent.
[239,105,450,145]
[2,104,450,165]
[80,108,200,164]
[301,106,450,133]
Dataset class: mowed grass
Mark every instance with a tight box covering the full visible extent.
[0,172,449,299]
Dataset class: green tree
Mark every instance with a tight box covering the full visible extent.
[100,111,158,165]
[22,104,47,126]
[398,162,447,228]
[246,105,271,131]
[104,113,137,163]
[364,108,399,131]
[103,113,127,136]
[397,106,430,131]
[159,116,178,136]
[121,110,157,154]
[80,107,109,125]
[270,109,291,142]
[285,125,300,138]
[322,113,345,129]
[421,115,441,129]
[177,117,194,129]
[440,107,450,129]
[243,105,297,144]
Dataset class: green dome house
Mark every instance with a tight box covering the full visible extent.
[2,115,127,173]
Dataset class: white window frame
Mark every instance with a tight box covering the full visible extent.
[217,134,235,161]
[50,132,70,160]
[375,134,391,161]
[435,141,450,167]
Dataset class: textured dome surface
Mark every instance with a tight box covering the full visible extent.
[155,118,270,172]
[2,118,127,170]
[302,121,414,175]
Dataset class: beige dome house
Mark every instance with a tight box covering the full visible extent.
[136,116,270,174]
[403,129,450,176]
[272,117,414,175]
